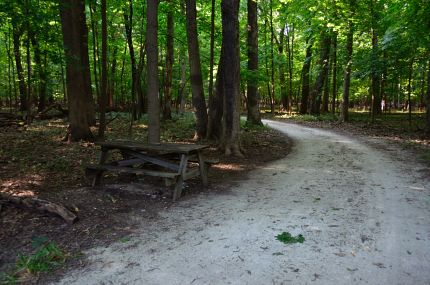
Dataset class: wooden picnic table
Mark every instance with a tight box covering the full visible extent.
[86,140,213,201]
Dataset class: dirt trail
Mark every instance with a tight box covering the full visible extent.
[56,121,430,285]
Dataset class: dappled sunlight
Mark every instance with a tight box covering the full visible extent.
[1,174,43,197]
[212,163,245,171]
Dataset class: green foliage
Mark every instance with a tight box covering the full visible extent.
[0,237,65,284]
[276,232,305,244]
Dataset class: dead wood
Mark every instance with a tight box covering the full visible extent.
[0,193,78,224]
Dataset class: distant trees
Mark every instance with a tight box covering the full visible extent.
[0,0,429,143]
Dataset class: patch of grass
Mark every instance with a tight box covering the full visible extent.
[276,232,305,244]
[289,114,339,122]
[0,237,66,284]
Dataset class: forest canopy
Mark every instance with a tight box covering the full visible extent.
[0,0,429,144]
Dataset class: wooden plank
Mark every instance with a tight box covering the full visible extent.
[121,149,180,171]
[86,164,179,179]
[197,151,208,186]
[93,148,110,186]
[95,140,209,154]
[173,154,188,201]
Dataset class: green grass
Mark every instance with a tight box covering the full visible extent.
[276,232,305,244]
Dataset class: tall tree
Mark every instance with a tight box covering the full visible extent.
[341,19,354,122]
[163,0,174,120]
[221,0,242,156]
[146,0,160,144]
[59,0,94,141]
[98,0,107,139]
[185,0,208,139]
[246,0,261,125]
[299,37,313,114]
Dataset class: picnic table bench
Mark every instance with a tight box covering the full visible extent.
[86,140,216,201]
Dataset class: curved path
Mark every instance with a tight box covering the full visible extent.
[58,121,430,285]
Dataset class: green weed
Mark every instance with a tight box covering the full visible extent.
[276,232,305,244]
[0,237,66,284]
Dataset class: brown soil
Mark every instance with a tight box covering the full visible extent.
[0,118,292,283]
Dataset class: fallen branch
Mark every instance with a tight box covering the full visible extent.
[0,193,78,224]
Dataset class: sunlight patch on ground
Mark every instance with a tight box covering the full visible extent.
[212,164,245,171]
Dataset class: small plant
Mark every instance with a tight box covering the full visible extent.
[276,232,305,244]
[0,237,66,284]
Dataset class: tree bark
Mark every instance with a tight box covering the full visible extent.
[185,0,208,139]
[146,0,160,144]
[341,23,353,122]
[12,26,27,111]
[59,0,94,141]
[279,28,288,111]
[299,37,313,114]
[310,32,331,115]
[89,0,100,103]
[286,24,294,113]
[246,0,261,125]
[221,0,242,156]
[98,0,107,139]
[209,0,216,100]
[426,58,430,134]
[163,1,174,120]
[207,52,224,140]
[331,32,337,114]
[124,0,138,120]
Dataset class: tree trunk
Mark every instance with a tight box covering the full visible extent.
[299,37,313,114]
[89,0,100,103]
[59,0,94,141]
[279,28,288,111]
[310,32,331,115]
[246,0,261,125]
[209,0,216,100]
[331,32,337,114]
[371,31,381,122]
[98,0,107,139]
[341,23,353,122]
[426,58,430,134]
[269,0,275,114]
[207,52,224,140]
[12,26,27,111]
[221,0,242,156]
[146,0,160,144]
[163,1,174,120]
[185,0,208,139]
[124,0,137,120]
[286,24,294,113]
[30,33,47,112]
[407,58,414,126]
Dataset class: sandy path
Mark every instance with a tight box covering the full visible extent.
[57,121,430,285]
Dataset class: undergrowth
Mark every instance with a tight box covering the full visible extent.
[0,237,66,284]
[276,232,305,244]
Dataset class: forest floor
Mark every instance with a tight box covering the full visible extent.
[1,111,429,284]
[0,113,291,284]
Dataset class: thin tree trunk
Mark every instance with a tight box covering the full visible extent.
[299,37,313,114]
[286,24,294,113]
[26,29,32,124]
[163,0,174,120]
[331,32,337,114]
[269,0,275,113]
[30,33,47,112]
[209,0,215,99]
[146,0,160,143]
[279,28,288,111]
[341,22,353,122]
[207,51,224,140]
[246,0,261,125]
[426,58,430,134]
[98,0,107,139]
[185,0,208,139]
[89,0,100,103]
[407,58,414,126]
[124,0,137,120]
[12,26,27,111]
[108,46,117,108]
[264,19,272,113]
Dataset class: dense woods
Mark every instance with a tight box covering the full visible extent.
[0,0,429,146]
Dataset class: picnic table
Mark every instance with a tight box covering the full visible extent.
[86,140,215,201]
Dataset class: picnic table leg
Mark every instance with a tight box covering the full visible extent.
[92,147,109,186]
[173,154,188,201]
[197,151,208,186]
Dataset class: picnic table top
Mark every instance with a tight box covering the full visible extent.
[95,140,209,154]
